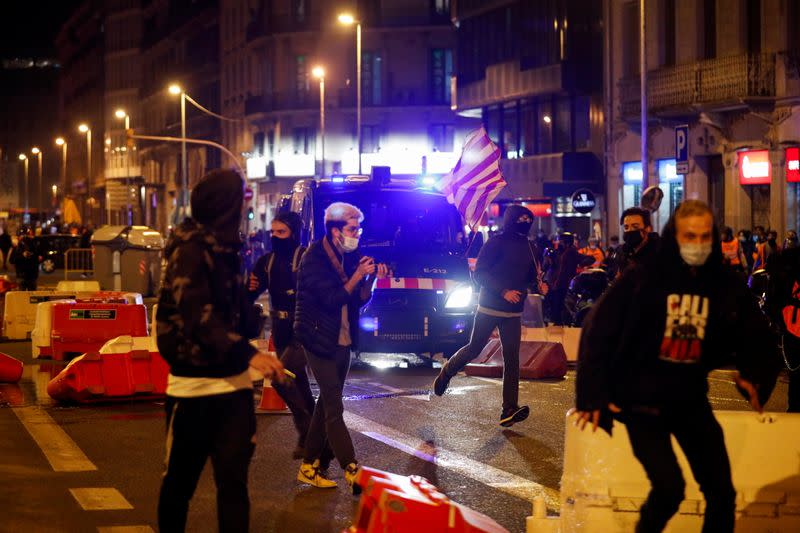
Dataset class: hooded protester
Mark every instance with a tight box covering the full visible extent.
[720,226,747,274]
[10,226,39,290]
[293,202,389,492]
[156,169,285,533]
[433,204,543,427]
[574,200,782,533]
[617,207,660,275]
[247,211,329,462]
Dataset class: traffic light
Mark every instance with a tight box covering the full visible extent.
[247,207,254,220]
[126,128,135,149]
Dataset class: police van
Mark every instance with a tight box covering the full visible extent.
[279,170,475,358]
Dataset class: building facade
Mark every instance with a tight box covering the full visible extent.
[242,0,478,229]
[609,0,800,237]
[453,0,605,239]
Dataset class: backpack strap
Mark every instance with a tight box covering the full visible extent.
[292,246,306,273]
[266,252,275,289]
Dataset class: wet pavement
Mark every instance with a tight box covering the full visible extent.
[0,337,790,533]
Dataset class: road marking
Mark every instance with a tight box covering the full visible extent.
[70,488,134,511]
[97,527,154,533]
[471,376,502,385]
[12,406,96,472]
[344,411,560,509]
[369,382,430,401]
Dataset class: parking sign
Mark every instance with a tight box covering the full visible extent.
[675,125,689,174]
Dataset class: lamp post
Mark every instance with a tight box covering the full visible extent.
[18,154,28,219]
[312,66,326,178]
[168,84,188,217]
[31,147,43,223]
[115,109,133,225]
[55,137,67,200]
[338,13,362,174]
[78,123,92,223]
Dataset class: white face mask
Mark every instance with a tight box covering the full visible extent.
[341,235,359,253]
[679,242,712,266]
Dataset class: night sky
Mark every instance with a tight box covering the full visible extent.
[0,2,83,58]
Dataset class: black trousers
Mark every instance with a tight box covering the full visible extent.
[546,288,568,325]
[303,345,356,468]
[158,389,256,533]
[443,311,521,411]
[623,399,736,533]
[270,317,316,447]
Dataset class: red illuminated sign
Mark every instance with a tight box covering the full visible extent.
[527,202,552,218]
[787,148,800,183]
[738,150,771,185]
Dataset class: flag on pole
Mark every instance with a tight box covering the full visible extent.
[437,128,506,228]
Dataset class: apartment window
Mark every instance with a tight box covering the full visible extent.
[622,1,639,77]
[292,127,313,155]
[431,49,453,104]
[485,105,501,147]
[292,0,307,25]
[503,103,519,158]
[433,0,450,16]
[574,96,591,150]
[362,51,383,105]
[362,125,380,153]
[554,96,572,152]
[253,131,265,156]
[537,99,553,154]
[521,101,537,157]
[747,0,761,54]
[703,0,716,59]
[295,55,309,95]
[429,124,455,152]
[663,0,676,66]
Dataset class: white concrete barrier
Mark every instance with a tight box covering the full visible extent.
[522,326,581,363]
[543,411,800,532]
[31,299,76,357]
[2,291,80,340]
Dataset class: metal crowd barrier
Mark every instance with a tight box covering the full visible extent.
[64,248,94,279]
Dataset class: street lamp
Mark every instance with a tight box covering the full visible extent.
[18,154,29,217]
[79,123,92,223]
[115,108,133,225]
[168,84,188,216]
[338,13,362,174]
[55,137,67,199]
[31,147,42,222]
[312,66,326,178]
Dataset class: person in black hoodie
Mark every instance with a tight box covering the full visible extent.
[293,202,388,492]
[10,227,39,290]
[156,169,284,533]
[248,211,322,460]
[765,244,800,412]
[574,200,781,533]
[617,206,660,276]
[432,204,540,427]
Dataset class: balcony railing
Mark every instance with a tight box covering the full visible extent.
[619,52,777,117]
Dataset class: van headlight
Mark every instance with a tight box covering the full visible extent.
[445,285,473,308]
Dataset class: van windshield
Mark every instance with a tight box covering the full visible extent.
[314,189,464,251]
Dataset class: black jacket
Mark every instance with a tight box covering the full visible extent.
[577,217,781,432]
[156,170,258,378]
[10,236,39,278]
[247,246,305,313]
[473,205,538,313]
[293,236,371,357]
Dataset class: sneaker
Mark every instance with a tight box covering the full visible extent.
[344,462,362,495]
[432,368,452,396]
[297,460,337,488]
[500,405,530,428]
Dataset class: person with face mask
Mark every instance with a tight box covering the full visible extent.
[433,205,543,428]
[574,200,782,533]
[248,212,328,464]
[293,202,388,492]
[616,207,660,276]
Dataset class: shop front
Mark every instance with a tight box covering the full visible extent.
[737,149,772,230]
[620,159,684,231]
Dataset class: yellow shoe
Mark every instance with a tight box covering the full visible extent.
[344,462,362,495]
[297,460,337,489]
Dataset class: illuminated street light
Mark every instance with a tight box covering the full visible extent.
[338,13,362,173]
[18,154,29,215]
[168,84,182,95]
[31,147,43,219]
[543,115,552,124]
[78,123,89,133]
[55,138,67,203]
[312,66,326,178]
[168,83,188,215]
[114,109,132,224]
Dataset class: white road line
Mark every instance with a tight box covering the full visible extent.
[97,526,154,533]
[12,406,96,472]
[70,488,134,511]
[470,376,502,385]
[368,382,431,401]
[344,411,560,509]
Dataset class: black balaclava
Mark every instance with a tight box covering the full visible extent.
[271,211,303,256]
[502,204,534,237]
[190,169,244,246]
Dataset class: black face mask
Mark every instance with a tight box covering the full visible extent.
[622,229,645,251]
[271,236,294,255]
[513,221,533,236]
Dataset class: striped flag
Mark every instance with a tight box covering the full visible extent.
[437,127,507,227]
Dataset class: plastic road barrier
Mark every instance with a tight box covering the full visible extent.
[552,411,800,532]
[50,302,148,361]
[47,335,169,403]
[75,291,143,305]
[464,339,567,379]
[0,352,24,383]
[522,327,581,363]
[56,280,101,293]
[347,466,509,533]
[31,299,77,358]
[2,291,80,340]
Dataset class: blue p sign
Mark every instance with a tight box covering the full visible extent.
[675,125,689,174]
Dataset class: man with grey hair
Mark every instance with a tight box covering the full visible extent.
[293,202,388,492]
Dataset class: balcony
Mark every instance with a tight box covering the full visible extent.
[619,52,778,118]
[244,91,318,116]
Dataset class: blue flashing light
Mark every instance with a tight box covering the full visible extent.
[331,176,346,184]
[359,316,378,332]
[420,176,436,187]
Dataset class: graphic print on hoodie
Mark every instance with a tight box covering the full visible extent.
[659,293,709,363]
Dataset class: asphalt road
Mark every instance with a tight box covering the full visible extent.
[0,340,790,533]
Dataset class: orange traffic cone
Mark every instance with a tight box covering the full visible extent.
[256,378,290,414]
